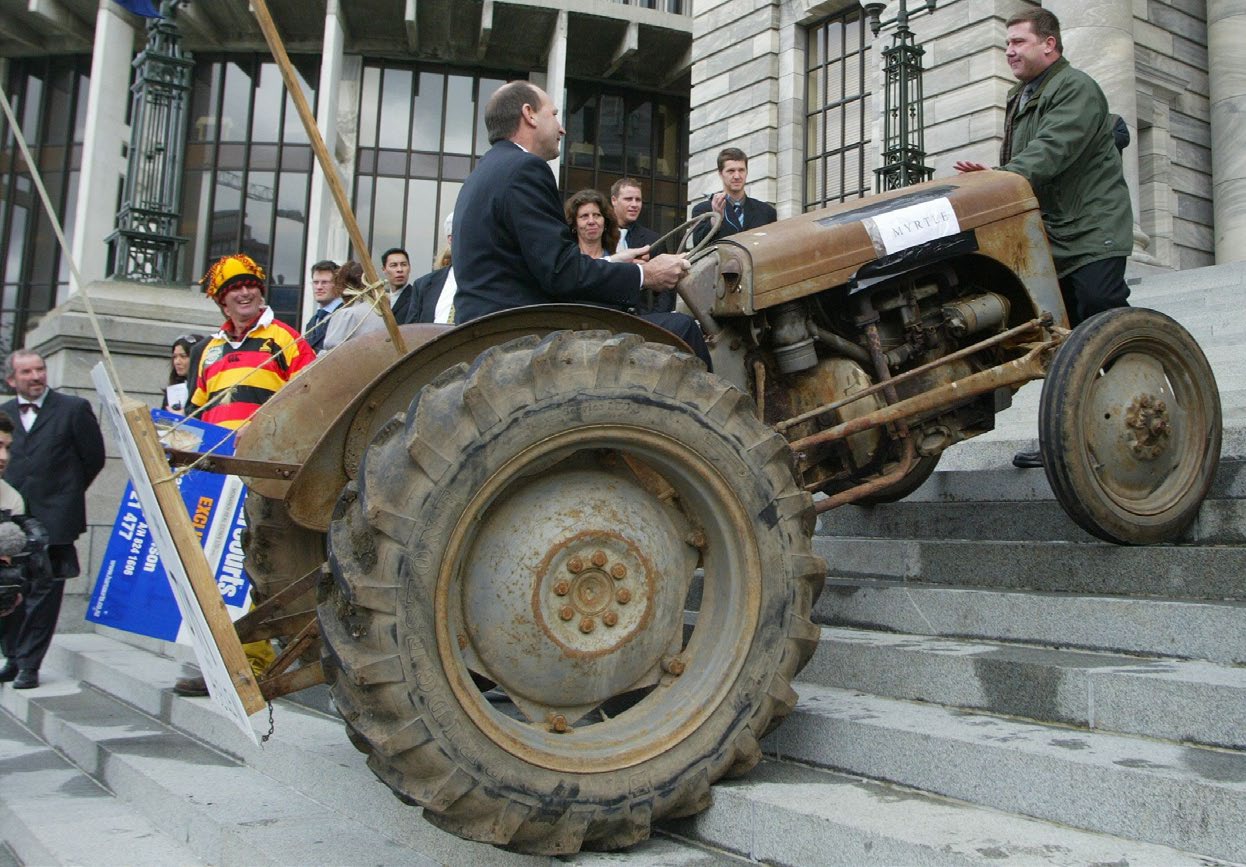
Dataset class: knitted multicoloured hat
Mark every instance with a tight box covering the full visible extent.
[200,253,267,306]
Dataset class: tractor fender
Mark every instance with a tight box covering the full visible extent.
[236,305,687,532]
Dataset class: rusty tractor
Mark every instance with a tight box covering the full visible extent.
[226,170,1220,854]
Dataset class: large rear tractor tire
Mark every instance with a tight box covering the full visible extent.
[1038,308,1221,544]
[320,331,825,854]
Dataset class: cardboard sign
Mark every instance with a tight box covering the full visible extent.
[91,366,260,743]
[863,196,961,256]
[89,409,252,641]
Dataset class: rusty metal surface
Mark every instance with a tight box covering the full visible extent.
[284,306,687,532]
[165,449,301,481]
[235,323,447,500]
[814,438,917,512]
[777,315,1054,434]
[233,564,321,642]
[788,341,1055,454]
[726,171,1040,312]
[974,210,1068,328]
[259,659,326,701]
[435,423,762,772]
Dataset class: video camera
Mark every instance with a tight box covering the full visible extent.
[0,510,50,617]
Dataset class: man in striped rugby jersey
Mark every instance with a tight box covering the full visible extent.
[175,253,313,696]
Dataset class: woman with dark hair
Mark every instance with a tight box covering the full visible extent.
[565,189,620,261]
[162,333,203,415]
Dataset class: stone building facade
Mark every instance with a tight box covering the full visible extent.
[0,0,1241,601]
[689,0,1244,272]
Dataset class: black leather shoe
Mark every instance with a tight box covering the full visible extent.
[13,669,38,689]
[1012,449,1043,469]
[0,662,17,683]
[173,675,209,697]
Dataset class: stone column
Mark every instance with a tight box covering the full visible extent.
[70,0,136,295]
[544,10,569,179]
[302,0,347,323]
[1043,0,1153,260]
[1208,0,1246,263]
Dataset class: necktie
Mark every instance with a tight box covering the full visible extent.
[727,201,744,231]
[307,308,327,333]
[18,402,36,414]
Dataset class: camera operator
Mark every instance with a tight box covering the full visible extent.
[1,410,51,628]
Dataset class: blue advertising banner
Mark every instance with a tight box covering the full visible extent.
[88,410,253,642]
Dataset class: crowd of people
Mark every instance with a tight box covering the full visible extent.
[1,7,1128,697]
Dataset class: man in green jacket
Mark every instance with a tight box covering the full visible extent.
[955,8,1132,468]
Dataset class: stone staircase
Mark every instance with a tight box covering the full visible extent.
[2,263,1244,865]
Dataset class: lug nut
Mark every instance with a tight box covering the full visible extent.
[686,530,707,549]
[567,556,584,574]
[602,611,618,627]
[591,550,608,567]
[610,563,627,580]
[558,605,574,621]
[553,580,570,596]
[579,617,596,634]
[662,656,686,676]
[550,714,568,733]
[616,588,632,604]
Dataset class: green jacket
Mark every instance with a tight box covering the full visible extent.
[1000,57,1133,276]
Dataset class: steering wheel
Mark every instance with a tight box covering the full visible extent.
[648,211,723,261]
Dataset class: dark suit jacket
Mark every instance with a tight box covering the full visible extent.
[618,222,660,253]
[691,195,778,245]
[619,223,674,314]
[0,390,105,546]
[390,283,418,325]
[453,141,642,323]
[410,266,451,323]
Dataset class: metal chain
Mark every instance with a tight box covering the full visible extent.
[260,701,275,742]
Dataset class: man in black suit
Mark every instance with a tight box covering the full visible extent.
[302,259,341,353]
[1,349,105,689]
[691,147,778,245]
[453,81,708,364]
[381,248,421,326]
[611,178,670,315]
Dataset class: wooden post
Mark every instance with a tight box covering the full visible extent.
[250,0,408,356]
[123,399,265,714]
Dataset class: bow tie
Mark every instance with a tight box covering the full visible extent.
[19,402,37,414]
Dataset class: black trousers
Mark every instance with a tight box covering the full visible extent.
[0,543,75,671]
[1060,255,1130,327]
[637,311,712,370]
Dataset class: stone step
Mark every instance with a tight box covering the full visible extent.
[817,495,1246,544]
[16,634,743,866]
[1127,261,1246,298]
[0,679,448,867]
[813,578,1246,666]
[804,625,1246,749]
[813,536,1245,599]
[18,634,1235,867]
[764,684,1246,863]
[664,758,1230,866]
[871,457,1246,503]
[0,712,207,867]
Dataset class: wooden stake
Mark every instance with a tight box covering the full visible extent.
[123,399,265,714]
[249,0,408,356]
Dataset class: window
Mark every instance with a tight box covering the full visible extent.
[804,8,873,210]
[180,55,319,328]
[0,56,90,357]
[355,64,509,273]
[561,82,688,236]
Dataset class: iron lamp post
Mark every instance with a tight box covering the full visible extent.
[863,0,936,191]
